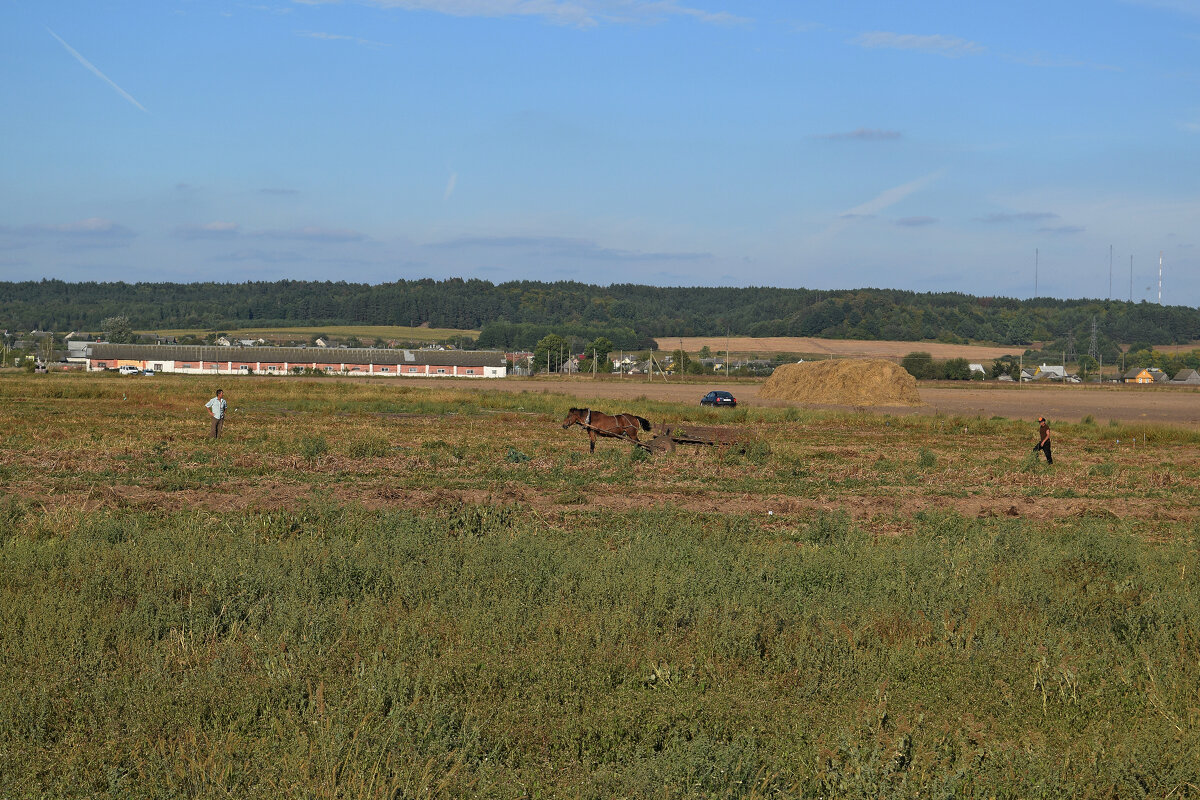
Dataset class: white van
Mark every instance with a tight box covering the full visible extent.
[118,365,141,375]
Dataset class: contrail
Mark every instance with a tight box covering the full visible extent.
[47,28,148,113]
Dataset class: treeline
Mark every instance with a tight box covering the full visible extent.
[3,278,1199,347]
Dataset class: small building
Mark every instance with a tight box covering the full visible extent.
[1124,367,1168,384]
[1172,369,1200,384]
[968,363,986,376]
[1033,364,1065,381]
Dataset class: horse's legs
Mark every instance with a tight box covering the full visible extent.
[589,429,596,453]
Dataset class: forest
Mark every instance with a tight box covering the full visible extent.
[3,277,1198,350]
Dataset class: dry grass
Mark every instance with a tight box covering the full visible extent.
[4,372,1200,797]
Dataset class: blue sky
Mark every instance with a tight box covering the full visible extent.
[2,1,1198,304]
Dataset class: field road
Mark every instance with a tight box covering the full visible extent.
[392,376,1200,429]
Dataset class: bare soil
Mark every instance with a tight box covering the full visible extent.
[395,375,1200,429]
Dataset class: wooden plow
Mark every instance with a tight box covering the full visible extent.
[646,423,747,454]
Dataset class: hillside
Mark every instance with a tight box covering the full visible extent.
[3,278,1198,352]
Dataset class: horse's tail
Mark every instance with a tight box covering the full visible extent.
[635,415,651,432]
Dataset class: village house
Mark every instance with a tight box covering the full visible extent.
[1033,364,1065,381]
[1171,369,1200,384]
[1124,367,1169,384]
[86,344,507,378]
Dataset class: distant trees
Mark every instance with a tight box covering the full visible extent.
[901,352,935,380]
[532,334,569,374]
[5,280,1200,350]
[901,352,974,380]
[100,315,134,344]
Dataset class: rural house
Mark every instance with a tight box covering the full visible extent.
[1124,367,1168,384]
[86,344,507,378]
[1172,369,1200,384]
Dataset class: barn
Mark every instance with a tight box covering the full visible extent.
[86,344,507,378]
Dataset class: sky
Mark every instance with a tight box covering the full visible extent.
[1,0,1198,305]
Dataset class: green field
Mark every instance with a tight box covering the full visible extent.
[2,373,1199,798]
[138,324,481,344]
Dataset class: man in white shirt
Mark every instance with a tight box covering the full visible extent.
[205,389,227,439]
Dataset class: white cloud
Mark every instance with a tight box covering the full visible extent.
[853,31,985,58]
[444,172,458,200]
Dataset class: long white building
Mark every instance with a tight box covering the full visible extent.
[86,343,507,378]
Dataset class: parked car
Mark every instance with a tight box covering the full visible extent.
[118,365,141,375]
[700,390,737,407]
[142,369,155,376]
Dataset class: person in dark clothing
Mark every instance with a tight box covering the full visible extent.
[1034,416,1053,463]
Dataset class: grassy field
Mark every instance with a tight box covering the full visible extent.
[138,325,481,344]
[2,373,1199,798]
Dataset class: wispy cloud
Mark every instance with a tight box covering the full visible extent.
[853,31,985,58]
[841,170,945,218]
[260,187,301,195]
[977,211,1058,223]
[291,0,747,28]
[897,216,937,227]
[295,30,391,47]
[444,172,458,200]
[1181,121,1200,133]
[173,222,242,240]
[809,170,944,246]
[174,223,366,243]
[252,226,367,243]
[214,249,308,264]
[431,234,708,262]
[47,28,149,113]
[1006,52,1120,71]
[1038,224,1085,235]
[0,217,137,251]
[816,128,902,141]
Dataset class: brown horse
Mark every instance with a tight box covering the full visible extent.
[562,407,652,453]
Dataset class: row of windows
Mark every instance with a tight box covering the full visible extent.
[96,362,481,375]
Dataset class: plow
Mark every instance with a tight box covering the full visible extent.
[561,407,751,454]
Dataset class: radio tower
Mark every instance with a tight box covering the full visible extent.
[1066,329,1078,362]
[1158,251,1163,304]
[1088,316,1099,361]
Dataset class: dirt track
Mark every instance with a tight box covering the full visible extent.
[400,376,1200,428]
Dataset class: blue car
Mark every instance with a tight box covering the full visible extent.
[700,390,737,407]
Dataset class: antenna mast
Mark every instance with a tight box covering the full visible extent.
[1108,244,1112,300]
[1035,248,1039,298]
[1158,251,1163,305]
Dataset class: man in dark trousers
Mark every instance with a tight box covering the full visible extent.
[205,389,227,439]
[1034,416,1053,464]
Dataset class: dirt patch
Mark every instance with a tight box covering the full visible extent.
[759,359,923,407]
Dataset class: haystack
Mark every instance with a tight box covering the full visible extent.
[760,359,923,407]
